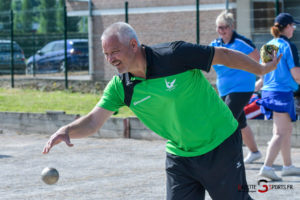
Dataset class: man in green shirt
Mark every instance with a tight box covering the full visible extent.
[43,22,280,200]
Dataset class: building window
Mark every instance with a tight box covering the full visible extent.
[252,0,283,32]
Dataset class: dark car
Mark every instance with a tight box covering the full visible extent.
[0,40,26,74]
[26,39,89,74]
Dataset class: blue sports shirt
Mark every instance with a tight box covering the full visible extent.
[262,35,299,92]
[210,31,256,96]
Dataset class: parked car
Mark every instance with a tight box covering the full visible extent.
[0,40,26,74]
[26,39,89,74]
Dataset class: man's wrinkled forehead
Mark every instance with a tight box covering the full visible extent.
[102,33,119,44]
[102,35,122,52]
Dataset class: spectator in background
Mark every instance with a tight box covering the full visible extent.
[210,10,262,164]
[256,13,300,181]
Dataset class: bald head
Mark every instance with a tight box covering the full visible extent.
[101,22,140,46]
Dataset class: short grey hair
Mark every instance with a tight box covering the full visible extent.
[216,10,234,28]
[101,22,140,46]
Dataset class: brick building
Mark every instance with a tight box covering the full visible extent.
[67,0,299,82]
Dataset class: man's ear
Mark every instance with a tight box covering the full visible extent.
[130,39,138,51]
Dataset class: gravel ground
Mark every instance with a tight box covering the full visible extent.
[1,129,300,200]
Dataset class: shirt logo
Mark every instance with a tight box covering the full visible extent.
[133,96,151,106]
[165,79,176,91]
[236,161,242,169]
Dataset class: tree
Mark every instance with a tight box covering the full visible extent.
[67,16,81,32]
[12,0,22,32]
[0,0,12,32]
[57,0,80,33]
[78,17,88,33]
[20,0,33,32]
[38,0,56,33]
[56,0,64,33]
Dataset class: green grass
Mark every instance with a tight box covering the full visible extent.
[0,88,134,117]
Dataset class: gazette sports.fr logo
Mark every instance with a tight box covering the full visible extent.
[238,179,294,193]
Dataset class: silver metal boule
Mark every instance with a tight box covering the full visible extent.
[41,167,59,185]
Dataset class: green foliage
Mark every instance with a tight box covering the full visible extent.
[0,88,134,117]
[56,0,82,33]
[56,0,64,33]
[78,17,88,33]
[0,0,11,10]
[38,0,56,33]
[2,0,88,58]
[12,0,39,33]
[20,0,33,32]
[12,0,22,31]
[68,16,81,32]
[0,0,12,31]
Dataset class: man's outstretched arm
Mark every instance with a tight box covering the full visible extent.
[42,106,114,154]
[212,47,281,76]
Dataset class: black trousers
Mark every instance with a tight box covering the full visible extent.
[166,129,253,200]
[221,92,253,130]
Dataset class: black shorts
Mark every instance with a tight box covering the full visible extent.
[221,92,253,129]
[166,129,253,200]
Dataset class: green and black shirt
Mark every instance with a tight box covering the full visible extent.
[98,41,238,157]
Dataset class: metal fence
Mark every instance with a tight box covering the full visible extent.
[0,1,88,88]
[0,0,300,89]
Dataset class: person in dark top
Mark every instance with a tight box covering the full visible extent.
[210,11,262,164]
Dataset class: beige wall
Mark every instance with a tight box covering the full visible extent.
[236,0,251,38]
[67,0,234,10]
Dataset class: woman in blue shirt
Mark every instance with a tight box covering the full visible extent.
[257,13,300,181]
[211,11,262,164]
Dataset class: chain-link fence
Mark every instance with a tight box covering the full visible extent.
[0,0,88,88]
[1,0,300,89]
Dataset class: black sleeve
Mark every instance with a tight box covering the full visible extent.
[291,43,300,97]
[291,43,300,66]
[171,41,215,72]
